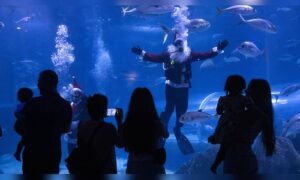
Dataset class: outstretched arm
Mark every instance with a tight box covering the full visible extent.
[190,40,229,62]
[132,46,169,63]
[190,50,218,62]
[143,52,170,63]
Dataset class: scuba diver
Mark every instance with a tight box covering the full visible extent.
[66,77,90,154]
[131,38,229,154]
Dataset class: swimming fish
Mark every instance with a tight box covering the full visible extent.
[283,39,300,48]
[122,5,174,16]
[224,56,241,63]
[274,84,300,103]
[239,14,277,34]
[233,41,264,59]
[0,21,5,28]
[200,59,214,69]
[179,110,217,125]
[280,84,300,97]
[16,16,33,24]
[278,54,294,62]
[212,33,223,39]
[185,18,211,32]
[217,5,257,16]
[277,7,292,12]
[161,18,210,43]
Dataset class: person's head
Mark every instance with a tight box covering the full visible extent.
[246,79,273,119]
[38,70,58,95]
[17,87,33,103]
[224,75,246,96]
[86,94,108,120]
[123,87,160,153]
[246,79,275,155]
[71,88,83,104]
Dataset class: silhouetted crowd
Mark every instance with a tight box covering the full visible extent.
[1,70,275,174]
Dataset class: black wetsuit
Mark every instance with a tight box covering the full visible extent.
[143,50,218,130]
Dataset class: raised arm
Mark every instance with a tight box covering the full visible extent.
[190,40,229,62]
[132,46,169,63]
[190,50,218,62]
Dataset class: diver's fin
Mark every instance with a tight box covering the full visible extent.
[216,7,222,16]
[160,24,170,44]
[174,127,194,155]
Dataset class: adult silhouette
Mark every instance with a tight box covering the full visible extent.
[14,70,72,174]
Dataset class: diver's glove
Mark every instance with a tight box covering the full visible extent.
[131,46,143,56]
[217,40,229,51]
[132,46,146,60]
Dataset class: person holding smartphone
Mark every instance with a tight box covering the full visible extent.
[68,94,123,173]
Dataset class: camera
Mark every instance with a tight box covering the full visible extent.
[106,108,121,117]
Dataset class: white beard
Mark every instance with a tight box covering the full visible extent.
[167,44,191,63]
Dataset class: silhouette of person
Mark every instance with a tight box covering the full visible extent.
[72,94,123,173]
[222,79,275,174]
[14,87,34,161]
[208,75,252,173]
[14,70,72,174]
[122,88,168,174]
[132,38,229,154]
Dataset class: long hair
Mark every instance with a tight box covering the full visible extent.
[123,87,160,153]
[247,79,275,156]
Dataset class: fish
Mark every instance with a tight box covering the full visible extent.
[283,39,300,48]
[16,16,33,24]
[239,14,277,34]
[277,7,292,12]
[274,84,300,103]
[224,56,241,63]
[280,84,300,96]
[212,33,223,39]
[233,41,264,59]
[179,110,217,125]
[278,54,294,62]
[161,18,210,44]
[185,18,211,32]
[143,62,158,68]
[0,21,5,28]
[217,5,257,16]
[122,5,174,16]
[198,92,221,110]
[200,59,214,69]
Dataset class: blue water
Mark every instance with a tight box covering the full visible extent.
[1,0,300,174]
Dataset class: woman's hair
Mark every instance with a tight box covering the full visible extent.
[247,79,275,156]
[123,87,160,153]
[224,75,246,96]
[86,94,108,120]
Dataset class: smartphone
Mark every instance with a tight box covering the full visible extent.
[107,108,117,117]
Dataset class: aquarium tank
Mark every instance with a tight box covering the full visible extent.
[0,0,300,174]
